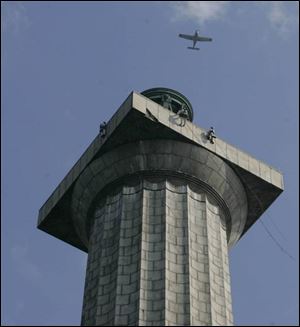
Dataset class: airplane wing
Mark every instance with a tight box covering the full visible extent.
[178,34,194,40]
[196,36,212,41]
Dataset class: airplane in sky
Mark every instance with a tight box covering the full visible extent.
[178,30,212,50]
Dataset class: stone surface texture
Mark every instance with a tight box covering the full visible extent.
[37,90,284,326]
[80,179,233,326]
[37,91,283,252]
[72,139,244,326]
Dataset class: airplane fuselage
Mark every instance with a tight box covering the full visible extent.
[178,30,212,50]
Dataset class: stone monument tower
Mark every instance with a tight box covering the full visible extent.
[38,88,283,326]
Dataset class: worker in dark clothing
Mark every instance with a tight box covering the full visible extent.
[207,126,216,144]
[177,104,189,126]
[99,121,107,138]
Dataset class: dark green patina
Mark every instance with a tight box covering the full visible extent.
[141,87,194,122]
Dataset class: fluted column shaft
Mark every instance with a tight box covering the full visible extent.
[81,179,233,326]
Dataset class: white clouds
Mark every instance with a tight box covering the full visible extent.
[1,1,30,35]
[267,1,298,37]
[171,1,229,25]
[169,1,298,38]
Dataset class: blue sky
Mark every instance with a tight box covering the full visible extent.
[1,1,299,325]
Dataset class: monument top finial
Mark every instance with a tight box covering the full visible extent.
[141,87,194,122]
